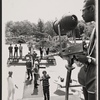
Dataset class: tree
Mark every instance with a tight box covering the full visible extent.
[5,21,15,37]
[44,21,56,37]
[37,19,44,33]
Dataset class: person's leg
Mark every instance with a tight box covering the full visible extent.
[12,89,15,100]
[27,69,30,79]
[83,87,88,100]
[16,52,18,58]
[21,51,22,58]
[19,51,21,58]
[35,74,39,85]
[14,51,15,58]
[43,89,46,100]
[40,52,42,59]
[29,69,33,80]
[42,52,43,58]
[15,52,17,58]
[8,90,11,100]
[10,52,12,58]
[47,88,50,100]
[34,74,37,88]
[9,52,11,58]
[88,93,96,100]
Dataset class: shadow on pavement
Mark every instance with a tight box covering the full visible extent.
[54,89,65,96]
[31,88,38,95]
[25,79,33,86]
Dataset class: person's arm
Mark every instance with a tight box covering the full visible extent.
[46,75,50,79]
[15,84,18,89]
[40,76,43,81]
[87,56,96,65]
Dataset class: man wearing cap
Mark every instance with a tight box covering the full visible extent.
[75,0,97,100]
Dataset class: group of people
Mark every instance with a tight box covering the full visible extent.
[25,50,51,100]
[7,48,51,100]
[8,44,23,59]
[39,47,49,59]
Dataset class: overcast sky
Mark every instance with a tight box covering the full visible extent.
[3,0,84,23]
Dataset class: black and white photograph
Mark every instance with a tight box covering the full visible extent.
[2,0,98,100]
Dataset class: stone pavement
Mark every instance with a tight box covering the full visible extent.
[2,44,84,100]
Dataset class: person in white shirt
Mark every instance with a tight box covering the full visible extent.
[7,71,18,100]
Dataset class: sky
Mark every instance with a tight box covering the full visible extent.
[3,0,84,24]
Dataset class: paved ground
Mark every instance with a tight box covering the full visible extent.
[2,44,84,100]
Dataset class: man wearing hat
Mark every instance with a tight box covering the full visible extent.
[75,0,97,100]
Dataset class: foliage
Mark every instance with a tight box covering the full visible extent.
[5,19,95,46]
[44,21,56,37]
[37,19,44,33]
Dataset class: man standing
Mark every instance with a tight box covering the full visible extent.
[33,62,39,88]
[39,47,43,59]
[32,51,37,67]
[40,71,50,100]
[46,48,49,55]
[19,44,23,58]
[76,0,97,100]
[26,56,33,80]
[14,44,18,58]
[8,44,13,58]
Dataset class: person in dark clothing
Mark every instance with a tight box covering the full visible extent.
[46,48,49,55]
[40,71,50,100]
[74,0,97,100]
[26,56,33,80]
[19,44,23,58]
[39,47,43,59]
[8,44,13,58]
[14,44,18,58]
[32,51,37,67]
[74,55,96,100]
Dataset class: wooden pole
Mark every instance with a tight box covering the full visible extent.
[58,24,62,53]
[65,30,76,100]
[72,30,76,45]
[65,58,73,100]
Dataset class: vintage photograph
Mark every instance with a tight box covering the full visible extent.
[2,0,98,100]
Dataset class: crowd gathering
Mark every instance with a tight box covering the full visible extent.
[7,43,51,100]
[8,43,49,59]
